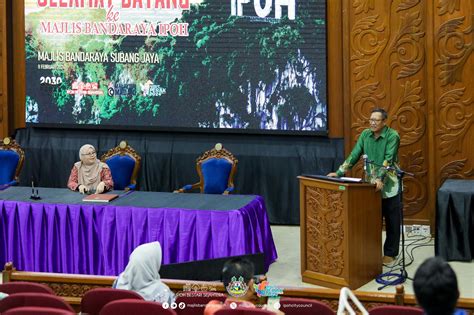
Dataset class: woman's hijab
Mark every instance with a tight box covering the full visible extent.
[75,144,107,191]
[115,242,174,303]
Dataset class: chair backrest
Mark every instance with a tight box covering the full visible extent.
[99,299,177,315]
[0,137,25,185]
[3,306,75,315]
[81,288,144,315]
[175,291,227,315]
[214,308,274,315]
[279,297,335,315]
[196,145,238,194]
[0,281,54,295]
[101,140,141,190]
[0,292,75,313]
[369,305,424,315]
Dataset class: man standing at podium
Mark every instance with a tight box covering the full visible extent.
[328,108,401,265]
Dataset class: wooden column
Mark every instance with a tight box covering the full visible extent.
[0,0,8,138]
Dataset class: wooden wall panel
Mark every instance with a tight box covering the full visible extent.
[434,0,474,185]
[0,0,7,138]
[344,0,473,226]
[11,1,25,132]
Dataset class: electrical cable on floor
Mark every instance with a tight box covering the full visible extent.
[375,233,433,289]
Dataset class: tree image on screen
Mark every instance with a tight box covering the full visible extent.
[25,0,327,132]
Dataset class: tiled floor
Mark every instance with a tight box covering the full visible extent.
[266,225,474,298]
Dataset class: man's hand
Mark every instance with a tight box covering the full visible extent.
[375,179,384,191]
[78,185,88,194]
[327,172,338,177]
[96,182,106,194]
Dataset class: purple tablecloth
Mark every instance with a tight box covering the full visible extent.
[0,188,277,275]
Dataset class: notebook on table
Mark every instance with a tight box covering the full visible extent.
[82,193,119,203]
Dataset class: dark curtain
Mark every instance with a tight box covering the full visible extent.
[14,127,344,224]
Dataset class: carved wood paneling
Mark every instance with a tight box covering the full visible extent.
[348,1,429,220]
[344,0,474,226]
[434,0,474,189]
[0,0,6,133]
[305,186,344,276]
[46,282,106,298]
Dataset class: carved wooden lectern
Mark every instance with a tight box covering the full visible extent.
[299,175,382,289]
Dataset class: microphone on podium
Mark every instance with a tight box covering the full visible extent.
[362,154,369,181]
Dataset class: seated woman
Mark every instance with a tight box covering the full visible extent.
[115,242,175,304]
[67,144,113,194]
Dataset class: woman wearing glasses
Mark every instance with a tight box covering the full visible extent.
[67,144,114,194]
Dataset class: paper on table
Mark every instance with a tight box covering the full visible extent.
[340,177,362,182]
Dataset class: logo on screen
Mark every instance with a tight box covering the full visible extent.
[253,281,283,297]
[67,81,103,96]
[140,80,166,97]
[107,82,137,97]
[226,276,248,297]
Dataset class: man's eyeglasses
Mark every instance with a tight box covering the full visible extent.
[82,151,96,156]
[369,119,384,123]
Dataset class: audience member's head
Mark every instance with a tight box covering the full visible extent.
[222,258,256,301]
[115,242,174,304]
[413,256,459,315]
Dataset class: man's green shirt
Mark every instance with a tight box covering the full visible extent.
[336,126,401,199]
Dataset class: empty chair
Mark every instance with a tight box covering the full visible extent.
[175,143,238,195]
[175,291,227,315]
[3,306,75,315]
[279,297,334,315]
[0,282,54,295]
[99,299,177,315]
[101,140,141,190]
[0,137,25,188]
[215,308,274,315]
[0,293,74,313]
[369,305,424,315]
[81,288,143,315]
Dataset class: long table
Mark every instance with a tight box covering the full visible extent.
[0,187,278,276]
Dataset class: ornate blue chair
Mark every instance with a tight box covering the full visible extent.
[175,143,238,195]
[100,141,141,191]
[0,137,25,189]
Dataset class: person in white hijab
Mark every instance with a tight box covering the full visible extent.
[67,144,113,194]
[115,242,175,304]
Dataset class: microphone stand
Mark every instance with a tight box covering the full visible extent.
[365,159,414,289]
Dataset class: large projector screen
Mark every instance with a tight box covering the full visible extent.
[25,0,327,133]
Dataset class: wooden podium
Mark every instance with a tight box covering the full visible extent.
[299,175,382,289]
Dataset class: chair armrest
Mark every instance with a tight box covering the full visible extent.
[223,186,234,195]
[125,184,136,191]
[174,183,200,193]
[0,180,16,191]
